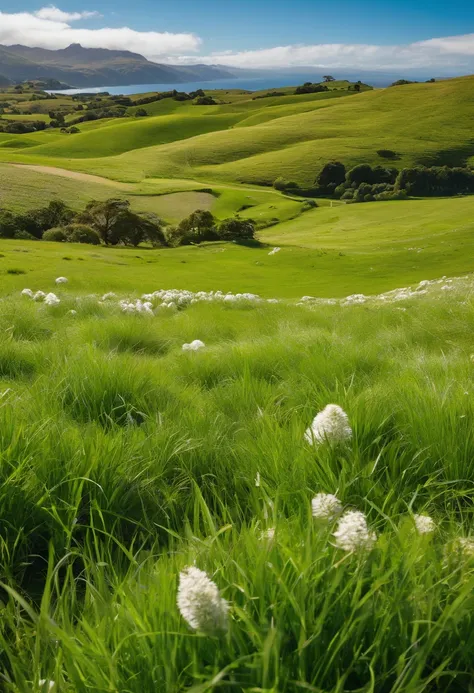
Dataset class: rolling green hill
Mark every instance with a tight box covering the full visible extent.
[1,76,474,189]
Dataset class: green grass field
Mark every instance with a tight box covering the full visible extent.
[0,280,472,692]
[1,76,474,188]
[1,75,474,691]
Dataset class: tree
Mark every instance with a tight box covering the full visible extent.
[78,199,130,245]
[78,199,166,246]
[0,210,18,238]
[316,161,346,194]
[323,75,335,82]
[218,217,255,241]
[177,210,217,244]
[135,108,148,117]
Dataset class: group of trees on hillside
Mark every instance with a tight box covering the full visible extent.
[0,200,256,247]
[274,162,474,204]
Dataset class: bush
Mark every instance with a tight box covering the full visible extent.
[0,210,18,238]
[273,177,287,191]
[176,210,218,244]
[316,161,346,195]
[65,224,101,245]
[13,229,37,240]
[43,227,68,242]
[218,217,255,241]
[135,108,148,117]
[377,149,398,159]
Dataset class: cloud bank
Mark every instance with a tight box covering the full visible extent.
[0,7,474,72]
[0,6,201,59]
[180,36,474,71]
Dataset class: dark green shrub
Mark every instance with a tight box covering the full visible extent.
[43,227,67,242]
[65,224,101,245]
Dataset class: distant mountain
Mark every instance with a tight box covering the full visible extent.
[0,73,12,87]
[0,43,235,88]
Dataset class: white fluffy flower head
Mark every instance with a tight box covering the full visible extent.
[182,339,206,352]
[333,510,376,552]
[305,404,352,445]
[55,276,68,284]
[311,493,343,521]
[177,566,228,635]
[44,292,60,306]
[413,514,436,535]
[21,288,34,298]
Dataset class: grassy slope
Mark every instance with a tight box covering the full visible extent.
[0,163,305,224]
[3,190,474,299]
[0,287,472,691]
[1,77,474,187]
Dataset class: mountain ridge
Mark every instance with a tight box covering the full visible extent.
[0,43,235,88]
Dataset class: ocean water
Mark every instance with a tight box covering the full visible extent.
[53,74,329,96]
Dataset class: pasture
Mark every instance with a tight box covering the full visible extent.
[0,275,472,691]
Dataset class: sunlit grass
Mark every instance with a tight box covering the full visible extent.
[0,290,472,691]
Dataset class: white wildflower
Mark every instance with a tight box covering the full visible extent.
[55,277,68,284]
[333,510,376,552]
[255,471,261,487]
[21,288,34,298]
[182,339,206,352]
[177,566,228,635]
[44,293,60,306]
[102,292,117,301]
[268,247,281,256]
[454,537,474,557]
[259,527,275,542]
[413,514,436,535]
[67,309,77,316]
[33,290,46,301]
[305,404,352,445]
[311,493,343,521]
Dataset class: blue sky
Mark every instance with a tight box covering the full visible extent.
[1,0,474,72]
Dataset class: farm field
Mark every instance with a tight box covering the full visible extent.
[1,73,474,692]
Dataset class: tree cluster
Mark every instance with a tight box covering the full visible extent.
[0,200,256,247]
[0,199,166,247]
[273,161,474,204]
[165,210,255,247]
[295,83,329,95]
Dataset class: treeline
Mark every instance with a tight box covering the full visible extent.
[274,163,474,203]
[0,200,256,247]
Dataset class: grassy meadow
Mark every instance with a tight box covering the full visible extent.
[0,279,472,691]
[0,75,474,691]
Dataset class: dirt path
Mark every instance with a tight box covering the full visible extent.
[10,164,133,190]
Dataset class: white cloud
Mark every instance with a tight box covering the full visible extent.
[0,8,200,59]
[174,36,474,71]
[1,8,474,72]
[35,6,100,22]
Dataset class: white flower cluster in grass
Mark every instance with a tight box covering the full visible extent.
[311,493,343,521]
[305,404,352,445]
[177,566,228,635]
[55,276,68,284]
[119,299,154,315]
[44,292,60,306]
[268,246,281,256]
[298,275,471,308]
[333,510,377,552]
[413,514,436,535]
[182,339,206,352]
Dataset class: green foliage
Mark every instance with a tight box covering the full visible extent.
[316,160,346,195]
[176,209,218,244]
[65,223,101,244]
[396,165,474,197]
[218,216,256,241]
[42,226,67,242]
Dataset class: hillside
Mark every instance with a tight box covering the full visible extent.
[0,43,235,88]
[1,75,473,187]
